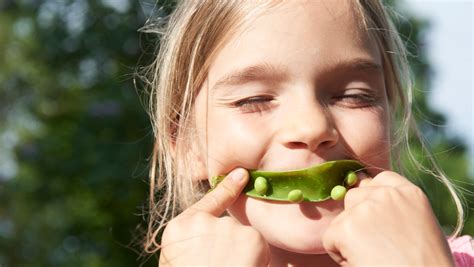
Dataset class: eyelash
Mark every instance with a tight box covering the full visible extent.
[234,95,275,113]
[332,92,377,108]
[233,91,377,113]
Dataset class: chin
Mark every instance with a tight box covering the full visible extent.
[229,195,343,255]
[265,211,334,254]
[270,230,328,254]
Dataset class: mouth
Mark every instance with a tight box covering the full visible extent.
[211,160,365,203]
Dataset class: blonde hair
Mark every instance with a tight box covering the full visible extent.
[137,0,465,255]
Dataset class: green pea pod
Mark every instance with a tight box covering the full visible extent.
[210,160,364,202]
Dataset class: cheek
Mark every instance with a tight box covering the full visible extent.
[336,108,391,169]
[204,112,270,175]
[194,89,260,177]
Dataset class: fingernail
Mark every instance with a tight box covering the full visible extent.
[230,168,245,183]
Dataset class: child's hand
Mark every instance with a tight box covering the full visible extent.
[159,168,270,266]
[323,171,455,266]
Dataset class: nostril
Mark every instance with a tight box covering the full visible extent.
[286,142,308,149]
[281,122,339,151]
[286,138,337,152]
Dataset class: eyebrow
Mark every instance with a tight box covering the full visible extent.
[212,62,287,91]
[331,58,383,74]
[211,58,383,91]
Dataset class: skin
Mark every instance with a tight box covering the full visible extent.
[159,1,454,266]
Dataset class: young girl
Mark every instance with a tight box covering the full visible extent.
[140,0,473,266]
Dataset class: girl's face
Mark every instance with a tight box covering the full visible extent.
[192,0,391,254]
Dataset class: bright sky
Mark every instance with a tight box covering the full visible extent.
[404,0,474,170]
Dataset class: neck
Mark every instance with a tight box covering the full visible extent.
[268,245,339,267]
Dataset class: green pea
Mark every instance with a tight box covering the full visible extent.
[331,185,347,201]
[288,189,304,202]
[211,160,364,202]
[254,176,268,195]
[344,171,358,187]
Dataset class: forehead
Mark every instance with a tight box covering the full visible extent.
[206,0,381,88]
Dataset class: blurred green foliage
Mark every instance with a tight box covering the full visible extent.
[0,0,472,266]
[390,3,474,235]
[0,0,160,266]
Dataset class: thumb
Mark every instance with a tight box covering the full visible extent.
[185,168,249,217]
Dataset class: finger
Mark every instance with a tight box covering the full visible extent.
[184,168,249,217]
[354,171,372,188]
[344,186,382,210]
[346,171,408,209]
[360,171,411,188]
[322,215,347,266]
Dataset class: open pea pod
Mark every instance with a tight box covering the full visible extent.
[210,160,364,202]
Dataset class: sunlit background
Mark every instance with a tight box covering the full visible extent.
[0,0,472,266]
[406,0,473,172]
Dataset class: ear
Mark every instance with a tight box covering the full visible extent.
[169,116,209,182]
[170,136,208,183]
[186,145,208,182]
[170,138,177,158]
[169,121,178,157]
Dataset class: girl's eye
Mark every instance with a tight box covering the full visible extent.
[234,95,275,113]
[332,92,377,108]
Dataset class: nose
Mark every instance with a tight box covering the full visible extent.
[279,99,338,152]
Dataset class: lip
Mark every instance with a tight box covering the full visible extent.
[256,158,350,172]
